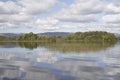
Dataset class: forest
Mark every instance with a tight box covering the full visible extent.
[0,31,118,43]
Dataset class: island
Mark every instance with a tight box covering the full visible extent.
[0,31,118,43]
[0,31,118,50]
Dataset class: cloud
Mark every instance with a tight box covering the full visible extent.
[0,22,17,29]
[18,0,57,15]
[35,17,59,30]
[102,14,120,23]
[55,0,104,22]
[0,0,58,15]
[0,0,58,29]
[10,13,34,22]
[0,1,21,14]
[70,0,104,14]
[113,0,120,6]
[0,14,9,23]
[105,3,120,14]
[0,0,120,33]
[56,13,97,22]
[0,13,34,28]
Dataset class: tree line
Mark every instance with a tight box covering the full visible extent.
[0,31,118,43]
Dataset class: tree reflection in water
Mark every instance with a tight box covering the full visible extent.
[0,41,117,52]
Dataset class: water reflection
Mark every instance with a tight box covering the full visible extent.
[0,42,119,80]
[45,42,116,53]
[0,42,117,52]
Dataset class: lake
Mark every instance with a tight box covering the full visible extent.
[0,41,120,80]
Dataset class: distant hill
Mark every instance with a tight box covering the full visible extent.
[0,33,21,37]
[38,32,71,36]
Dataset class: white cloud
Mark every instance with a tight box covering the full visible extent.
[55,0,104,22]
[0,0,58,29]
[0,1,21,14]
[36,17,59,30]
[56,13,97,22]
[0,0,120,33]
[10,13,34,22]
[18,0,57,15]
[0,22,17,29]
[70,0,104,14]
[113,0,120,6]
[0,0,58,15]
[102,14,120,23]
[0,13,34,28]
[0,14,9,23]
[105,3,120,14]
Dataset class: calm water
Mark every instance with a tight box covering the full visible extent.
[0,42,120,80]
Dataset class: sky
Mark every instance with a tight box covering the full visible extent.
[0,0,120,33]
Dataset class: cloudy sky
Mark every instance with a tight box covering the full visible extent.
[0,0,120,33]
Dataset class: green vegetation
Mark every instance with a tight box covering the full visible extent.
[0,31,118,43]
[17,32,39,41]
[0,36,14,41]
[63,31,118,43]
